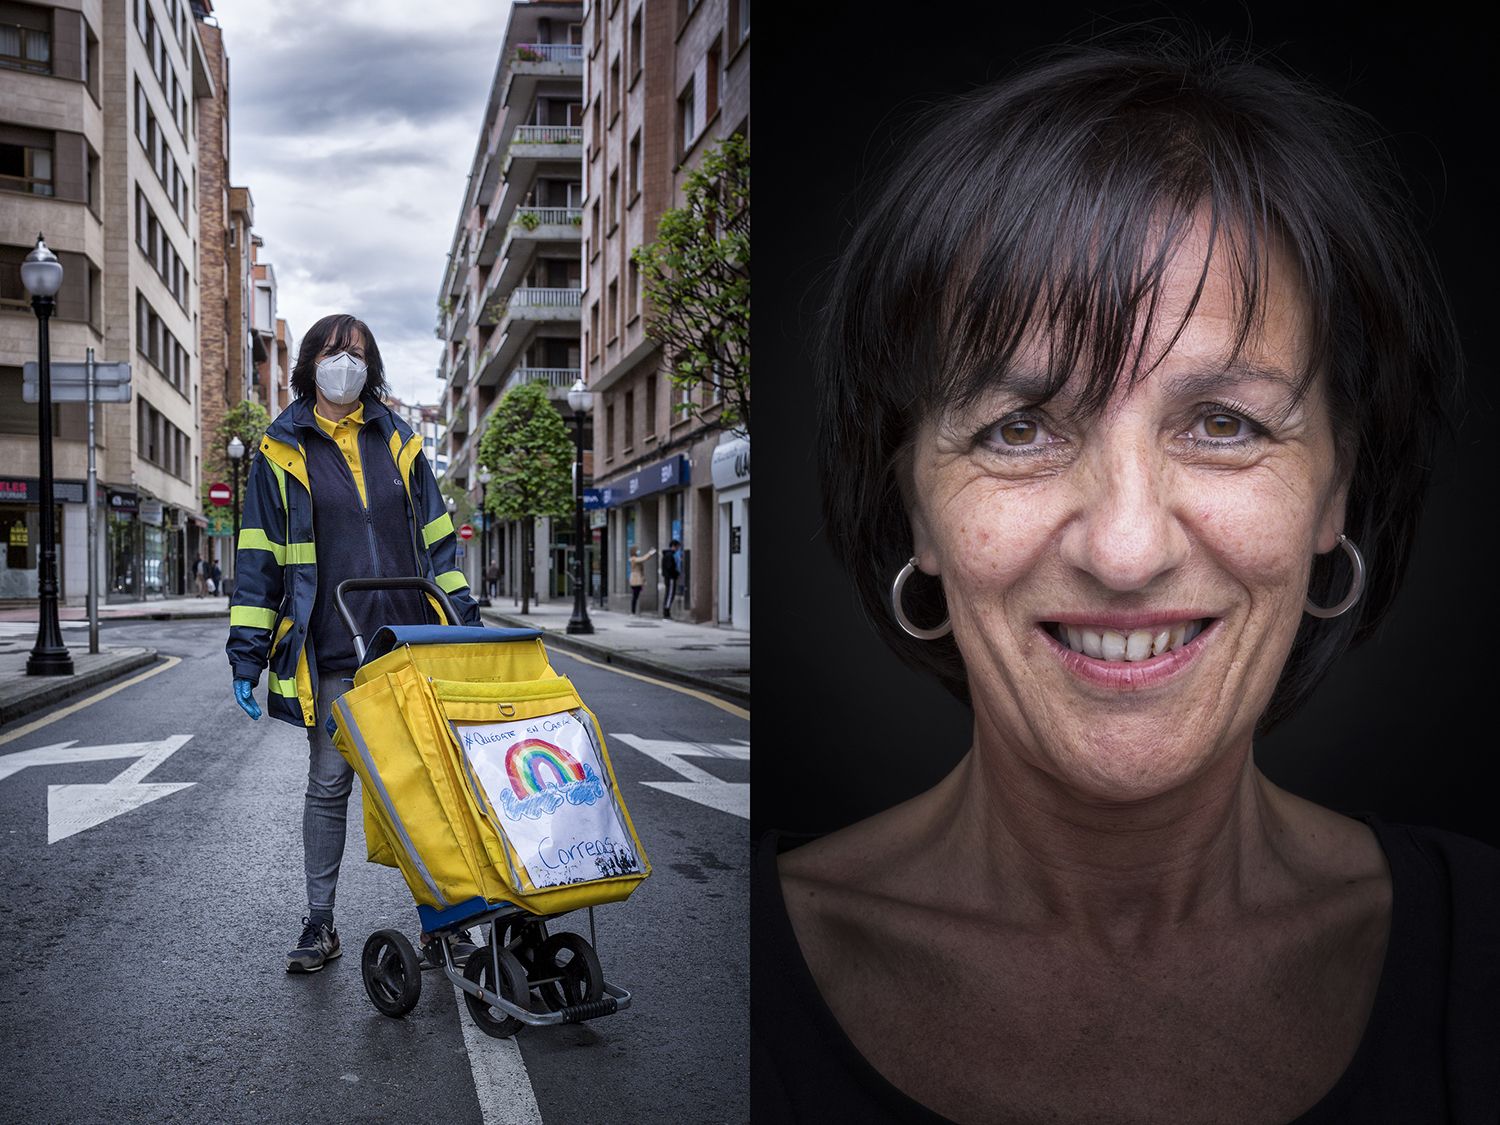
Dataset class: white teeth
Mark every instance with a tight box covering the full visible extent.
[1054,619,1207,662]
[1124,630,1153,661]
[1100,630,1126,661]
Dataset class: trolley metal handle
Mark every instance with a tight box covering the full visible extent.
[334,577,460,664]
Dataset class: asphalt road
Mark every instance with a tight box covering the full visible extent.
[0,619,749,1124]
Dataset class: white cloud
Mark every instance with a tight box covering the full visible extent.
[208,0,510,405]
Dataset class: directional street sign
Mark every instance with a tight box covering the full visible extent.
[610,734,749,820]
[22,360,133,403]
[0,735,195,843]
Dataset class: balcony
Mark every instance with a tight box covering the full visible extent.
[504,125,583,182]
[474,289,583,386]
[503,43,584,118]
[504,365,579,400]
[451,342,470,388]
[507,286,582,319]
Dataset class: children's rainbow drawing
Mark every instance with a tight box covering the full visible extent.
[505,737,588,799]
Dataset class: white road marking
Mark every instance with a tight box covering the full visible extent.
[452,966,544,1125]
[611,735,750,820]
[0,734,195,843]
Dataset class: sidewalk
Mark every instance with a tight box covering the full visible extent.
[480,600,750,706]
[0,595,232,624]
[0,631,158,727]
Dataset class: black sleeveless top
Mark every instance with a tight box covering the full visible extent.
[753,816,1500,1124]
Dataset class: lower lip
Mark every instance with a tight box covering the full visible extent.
[1038,621,1217,691]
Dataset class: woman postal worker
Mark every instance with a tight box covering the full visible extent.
[756,37,1500,1125]
[226,313,481,975]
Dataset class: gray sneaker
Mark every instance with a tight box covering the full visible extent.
[287,916,341,973]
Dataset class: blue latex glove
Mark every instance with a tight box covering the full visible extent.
[234,678,262,720]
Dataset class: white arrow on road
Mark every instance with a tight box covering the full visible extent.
[0,736,196,843]
[611,735,749,820]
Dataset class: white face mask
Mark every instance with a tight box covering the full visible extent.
[315,351,368,404]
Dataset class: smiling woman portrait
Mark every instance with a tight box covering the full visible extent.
[754,28,1499,1125]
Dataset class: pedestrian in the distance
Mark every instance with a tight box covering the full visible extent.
[485,561,498,599]
[661,538,681,618]
[226,312,482,975]
[209,560,221,597]
[192,553,205,596]
[628,545,656,615]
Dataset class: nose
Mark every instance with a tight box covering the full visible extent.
[1058,430,1189,593]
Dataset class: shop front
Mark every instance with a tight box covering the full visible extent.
[0,475,89,602]
[712,436,750,630]
[599,453,690,616]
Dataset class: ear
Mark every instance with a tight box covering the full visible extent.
[1315,471,1351,555]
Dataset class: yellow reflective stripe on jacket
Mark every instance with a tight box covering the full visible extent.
[230,605,277,630]
[237,528,286,565]
[422,513,454,547]
[398,434,424,488]
[268,673,299,698]
[285,542,316,565]
[435,569,468,593]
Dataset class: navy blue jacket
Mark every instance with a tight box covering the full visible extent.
[225,395,479,728]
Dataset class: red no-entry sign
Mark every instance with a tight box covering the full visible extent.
[458,524,474,540]
[209,482,231,506]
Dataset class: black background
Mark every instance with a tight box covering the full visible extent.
[754,5,1498,844]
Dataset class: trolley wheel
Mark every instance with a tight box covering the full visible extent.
[462,945,531,1038]
[361,930,422,1018]
[497,917,550,973]
[532,932,604,1012]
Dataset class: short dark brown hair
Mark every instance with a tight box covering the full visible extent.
[816,33,1462,731]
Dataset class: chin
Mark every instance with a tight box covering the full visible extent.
[1036,725,1230,806]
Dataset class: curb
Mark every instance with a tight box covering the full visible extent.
[481,610,751,708]
[0,648,161,726]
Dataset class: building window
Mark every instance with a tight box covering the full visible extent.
[589,301,600,354]
[610,54,621,123]
[607,279,618,341]
[627,257,639,320]
[628,130,641,198]
[623,389,634,450]
[605,401,615,460]
[630,8,643,79]
[0,131,53,197]
[734,0,750,46]
[591,199,601,249]
[0,5,51,75]
[678,81,696,155]
[706,40,721,119]
[645,373,657,436]
[608,167,619,229]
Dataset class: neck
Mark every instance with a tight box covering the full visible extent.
[314,392,358,422]
[927,703,1299,953]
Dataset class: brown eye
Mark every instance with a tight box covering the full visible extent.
[1202,413,1241,438]
[998,419,1039,446]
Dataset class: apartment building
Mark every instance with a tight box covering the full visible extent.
[1,0,215,603]
[247,232,287,412]
[438,0,585,605]
[388,397,445,476]
[583,0,749,626]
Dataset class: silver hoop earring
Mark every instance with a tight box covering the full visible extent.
[891,557,952,640]
[1304,533,1365,619]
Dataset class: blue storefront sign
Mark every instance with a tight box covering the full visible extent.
[600,454,689,509]
[583,488,606,511]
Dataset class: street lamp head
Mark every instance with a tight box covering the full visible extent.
[478,465,492,486]
[227,436,246,460]
[21,235,64,298]
[446,497,456,513]
[567,378,592,415]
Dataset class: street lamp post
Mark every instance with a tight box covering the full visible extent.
[22,236,73,676]
[566,379,594,635]
[477,465,492,607]
[227,436,245,600]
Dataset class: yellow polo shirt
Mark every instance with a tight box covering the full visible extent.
[313,403,366,506]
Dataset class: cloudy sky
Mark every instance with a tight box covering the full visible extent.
[208,0,512,406]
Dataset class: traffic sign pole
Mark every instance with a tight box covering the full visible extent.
[86,348,99,655]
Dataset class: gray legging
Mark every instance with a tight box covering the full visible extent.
[303,671,355,916]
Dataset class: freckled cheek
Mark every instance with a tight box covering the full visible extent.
[1190,481,1314,593]
[932,489,1062,597]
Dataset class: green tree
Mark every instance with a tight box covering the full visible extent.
[203,400,272,531]
[631,132,749,433]
[476,380,574,614]
[438,475,475,527]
